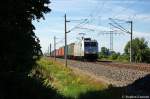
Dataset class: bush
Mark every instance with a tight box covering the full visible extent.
[117,54,129,62]
[109,54,118,60]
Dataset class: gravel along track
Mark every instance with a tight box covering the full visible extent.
[95,61,150,72]
[55,58,150,87]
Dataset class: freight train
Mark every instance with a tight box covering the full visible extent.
[51,37,98,60]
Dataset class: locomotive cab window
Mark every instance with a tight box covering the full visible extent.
[84,42,90,47]
[91,42,97,46]
[84,42,97,47]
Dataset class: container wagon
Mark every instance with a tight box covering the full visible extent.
[67,43,75,59]
[74,37,98,60]
[51,37,98,61]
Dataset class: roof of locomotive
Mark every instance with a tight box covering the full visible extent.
[83,38,97,42]
[73,37,97,45]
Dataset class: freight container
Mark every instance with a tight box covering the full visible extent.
[74,40,84,57]
[67,43,75,58]
[59,46,64,57]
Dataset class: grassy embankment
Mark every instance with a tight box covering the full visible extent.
[2,57,145,99]
[30,57,124,99]
[31,57,107,98]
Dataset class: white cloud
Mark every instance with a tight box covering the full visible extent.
[133,14,150,21]
[50,0,97,13]
[133,31,150,37]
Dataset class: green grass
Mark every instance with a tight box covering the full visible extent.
[1,57,138,99]
[31,57,107,98]
[28,57,129,99]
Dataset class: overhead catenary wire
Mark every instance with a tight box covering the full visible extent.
[68,0,133,53]
[78,1,108,39]
[86,1,107,25]
[68,19,88,32]
[109,23,128,33]
[111,0,141,23]
[56,38,65,44]
[70,0,107,30]
[108,18,133,62]
[67,1,107,40]
[109,18,129,33]
[112,0,137,18]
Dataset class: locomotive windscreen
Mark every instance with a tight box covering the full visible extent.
[84,42,97,47]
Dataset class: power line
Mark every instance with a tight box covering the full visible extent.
[109,18,129,33]
[111,0,140,22]
[74,0,107,28]
[56,39,65,44]
[112,0,136,18]
[68,19,88,32]
[88,1,106,24]
[97,30,123,51]
[109,18,133,62]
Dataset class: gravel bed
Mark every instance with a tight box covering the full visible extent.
[55,58,150,86]
[96,62,150,72]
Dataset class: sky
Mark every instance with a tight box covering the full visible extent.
[33,0,150,53]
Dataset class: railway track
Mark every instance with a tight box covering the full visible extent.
[94,61,150,72]
[49,57,150,86]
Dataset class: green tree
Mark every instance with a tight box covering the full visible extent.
[117,53,129,62]
[109,52,120,60]
[124,37,150,63]
[0,0,51,73]
[99,47,110,58]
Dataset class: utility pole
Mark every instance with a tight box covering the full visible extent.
[64,14,87,66]
[64,14,71,67]
[110,30,113,51]
[131,21,133,62]
[109,18,133,62]
[97,30,121,52]
[50,43,51,56]
[54,36,56,61]
[109,24,113,51]
[128,21,133,62]
[64,14,67,67]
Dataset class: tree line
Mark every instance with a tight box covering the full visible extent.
[0,0,51,74]
[99,37,150,63]
[0,0,53,99]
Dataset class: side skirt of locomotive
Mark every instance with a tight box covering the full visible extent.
[68,54,98,61]
[53,54,98,61]
[84,54,98,61]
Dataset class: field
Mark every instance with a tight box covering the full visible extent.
[29,57,125,99]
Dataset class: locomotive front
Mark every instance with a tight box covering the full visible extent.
[83,38,98,60]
